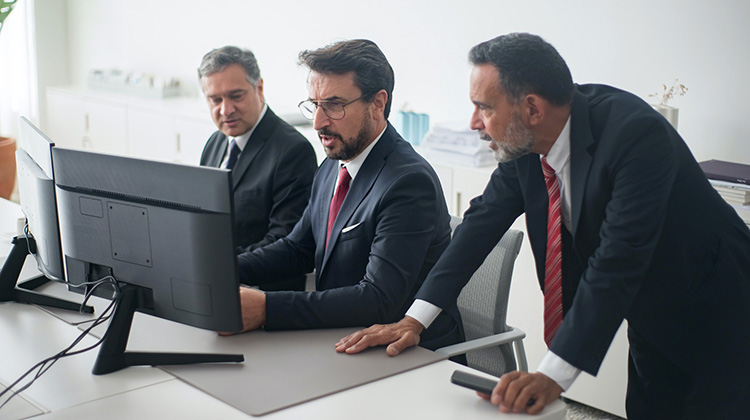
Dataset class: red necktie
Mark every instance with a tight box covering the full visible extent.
[326,166,351,248]
[541,157,563,346]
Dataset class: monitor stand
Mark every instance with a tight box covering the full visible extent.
[92,284,245,375]
[0,236,94,313]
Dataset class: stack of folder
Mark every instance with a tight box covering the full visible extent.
[419,122,496,167]
[699,159,750,229]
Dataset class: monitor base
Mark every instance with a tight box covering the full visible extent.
[92,284,244,375]
[0,236,93,313]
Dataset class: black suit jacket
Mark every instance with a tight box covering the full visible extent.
[200,107,317,254]
[237,124,464,351]
[416,84,750,375]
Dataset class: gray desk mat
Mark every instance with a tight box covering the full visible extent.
[80,310,445,416]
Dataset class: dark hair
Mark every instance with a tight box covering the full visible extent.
[469,33,574,106]
[198,46,261,87]
[298,39,395,118]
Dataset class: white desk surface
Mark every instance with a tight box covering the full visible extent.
[28,360,565,420]
[0,303,173,416]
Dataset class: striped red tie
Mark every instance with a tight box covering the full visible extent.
[541,157,563,347]
[326,166,351,249]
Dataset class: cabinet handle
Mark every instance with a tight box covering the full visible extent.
[455,192,462,216]
[85,113,90,131]
[176,133,181,153]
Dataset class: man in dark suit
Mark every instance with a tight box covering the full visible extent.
[336,33,750,419]
[198,46,317,291]
[222,39,463,353]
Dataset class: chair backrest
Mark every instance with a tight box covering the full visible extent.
[450,216,524,377]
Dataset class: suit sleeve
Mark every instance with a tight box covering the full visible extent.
[263,170,445,330]
[236,202,318,284]
[240,139,317,252]
[415,160,525,309]
[552,118,677,375]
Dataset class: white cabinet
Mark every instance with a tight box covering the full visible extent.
[425,158,495,217]
[127,107,215,164]
[174,116,216,165]
[46,90,128,155]
[46,87,215,164]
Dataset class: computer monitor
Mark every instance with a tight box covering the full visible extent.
[0,117,92,312]
[52,147,244,374]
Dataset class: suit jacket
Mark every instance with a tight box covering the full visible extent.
[416,84,750,375]
[237,124,464,350]
[200,108,317,254]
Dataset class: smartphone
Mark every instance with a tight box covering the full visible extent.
[450,370,497,394]
[450,370,537,407]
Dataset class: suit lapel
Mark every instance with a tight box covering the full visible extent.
[211,135,229,167]
[320,124,396,267]
[231,109,277,191]
[568,91,596,237]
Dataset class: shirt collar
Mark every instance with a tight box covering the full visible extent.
[542,115,572,172]
[228,104,268,151]
[338,125,387,180]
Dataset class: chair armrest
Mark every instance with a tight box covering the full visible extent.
[435,327,528,371]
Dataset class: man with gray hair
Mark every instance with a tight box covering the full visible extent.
[199,46,317,291]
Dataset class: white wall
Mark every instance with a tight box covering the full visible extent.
[53,0,750,164]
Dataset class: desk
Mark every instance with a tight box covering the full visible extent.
[1,197,565,419]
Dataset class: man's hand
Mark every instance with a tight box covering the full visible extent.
[476,371,563,415]
[218,287,266,336]
[335,316,424,356]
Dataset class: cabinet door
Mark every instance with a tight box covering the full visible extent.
[430,162,454,215]
[174,116,216,165]
[46,91,86,149]
[452,167,494,216]
[85,99,128,156]
[127,108,177,162]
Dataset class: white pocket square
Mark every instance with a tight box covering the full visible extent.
[341,222,362,233]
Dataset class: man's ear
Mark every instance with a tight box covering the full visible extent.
[370,89,388,120]
[522,94,546,127]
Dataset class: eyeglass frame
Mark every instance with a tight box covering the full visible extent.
[297,95,368,121]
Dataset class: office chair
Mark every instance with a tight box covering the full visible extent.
[436,216,528,377]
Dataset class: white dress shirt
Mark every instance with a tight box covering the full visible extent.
[406,116,581,390]
[334,125,386,183]
[219,104,268,168]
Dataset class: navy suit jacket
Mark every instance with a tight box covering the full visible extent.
[416,84,750,375]
[200,107,317,254]
[238,124,464,350]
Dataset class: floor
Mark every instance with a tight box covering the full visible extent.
[564,398,626,420]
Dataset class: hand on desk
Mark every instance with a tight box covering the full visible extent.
[335,316,423,356]
[218,287,266,335]
[477,371,563,415]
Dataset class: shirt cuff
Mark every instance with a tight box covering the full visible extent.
[405,299,442,328]
[536,350,582,391]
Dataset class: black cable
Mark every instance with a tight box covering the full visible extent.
[0,276,121,410]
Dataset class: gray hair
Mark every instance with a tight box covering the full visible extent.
[198,46,261,87]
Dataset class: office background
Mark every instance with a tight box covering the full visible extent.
[1,0,749,164]
[0,1,748,416]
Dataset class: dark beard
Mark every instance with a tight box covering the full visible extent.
[319,113,373,161]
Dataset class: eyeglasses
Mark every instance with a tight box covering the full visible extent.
[298,96,365,120]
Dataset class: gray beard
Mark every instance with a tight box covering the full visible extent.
[489,113,534,162]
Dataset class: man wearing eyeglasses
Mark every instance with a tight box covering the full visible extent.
[223,40,464,354]
[199,46,317,292]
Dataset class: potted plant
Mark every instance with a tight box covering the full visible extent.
[0,0,18,200]
[649,79,688,129]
